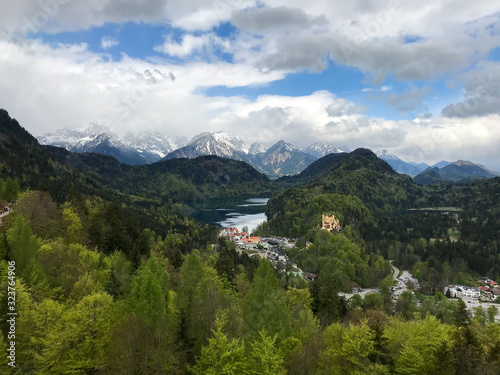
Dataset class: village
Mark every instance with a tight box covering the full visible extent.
[219,226,306,278]
[218,214,345,283]
[219,214,500,321]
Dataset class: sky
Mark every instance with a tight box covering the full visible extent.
[1,0,500,170]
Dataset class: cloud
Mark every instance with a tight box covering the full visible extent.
[442,61,500,117]
[232,6,327,32]
[256,34,332,72]
[3,1,500,83]
[1,0,500,171]
[209,91,500,170]
[154,33,229,58]
[101,36,119,49]
[2,37,500,170]
[0,39,283,137]
[383,86,432,113]
[361,85,393,92]
[325,98,367,117]
[226,1,500,81]
[0,0,170,36]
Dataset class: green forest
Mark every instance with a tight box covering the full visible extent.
[2,109,500,374]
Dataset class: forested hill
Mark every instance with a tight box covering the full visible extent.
[307,148,421,208]
[45,144,275,202]
[276,148,397,187]
[263,148,423,237]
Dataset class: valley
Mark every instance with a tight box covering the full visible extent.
[1,109,500,374]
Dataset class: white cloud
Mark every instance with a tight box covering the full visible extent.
[209,91,500,170]
[154,33,229,58]
[2,37,499,170]
[0,39,281,138]
[101,36,118,49]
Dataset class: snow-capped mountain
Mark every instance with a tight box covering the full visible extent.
[248,142,268,155]
[122,131,186,160]
[303,142,350,159]
[251,140,317,178]
[164,132,252,163]
[37,122,118,149]
[375,150,429,176]
[164,133,317,178]
[37,124,185,165]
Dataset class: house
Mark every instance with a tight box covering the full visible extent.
[321,214,341,232]
[249,236,260,244]
[478,286,490,292]
[489,280,499,288]
[240,238,256,249]
[462,287,480,298]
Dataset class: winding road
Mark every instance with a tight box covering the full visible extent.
[390,260,400,281]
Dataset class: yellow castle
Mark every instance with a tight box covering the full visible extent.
[321,214,341,232]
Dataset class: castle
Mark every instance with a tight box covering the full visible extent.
[321,214,341,232]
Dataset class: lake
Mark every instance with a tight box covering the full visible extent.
[192,197,269,233]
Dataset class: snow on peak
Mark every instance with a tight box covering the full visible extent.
[303,141,348,158]
[248,142,268,155]
[375,149,402,161]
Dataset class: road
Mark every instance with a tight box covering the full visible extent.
[459,297,500,322]
[339,261,406,300]
[390,260,399,280]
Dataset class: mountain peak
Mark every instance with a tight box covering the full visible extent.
[375,149,402,161]
[248,142,268,155]
[375,149,429,176]
[454,160,475,166]
[303,141,349,159]
[269,140,296,153]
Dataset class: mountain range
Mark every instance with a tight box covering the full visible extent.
[37,124,186,165]
[37,124,499,180]
[38,126,348,178]
[375,150,429,176]
[413,160,500,185]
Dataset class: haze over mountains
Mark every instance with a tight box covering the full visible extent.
[413,161,500,185]
[37,124,499,180]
